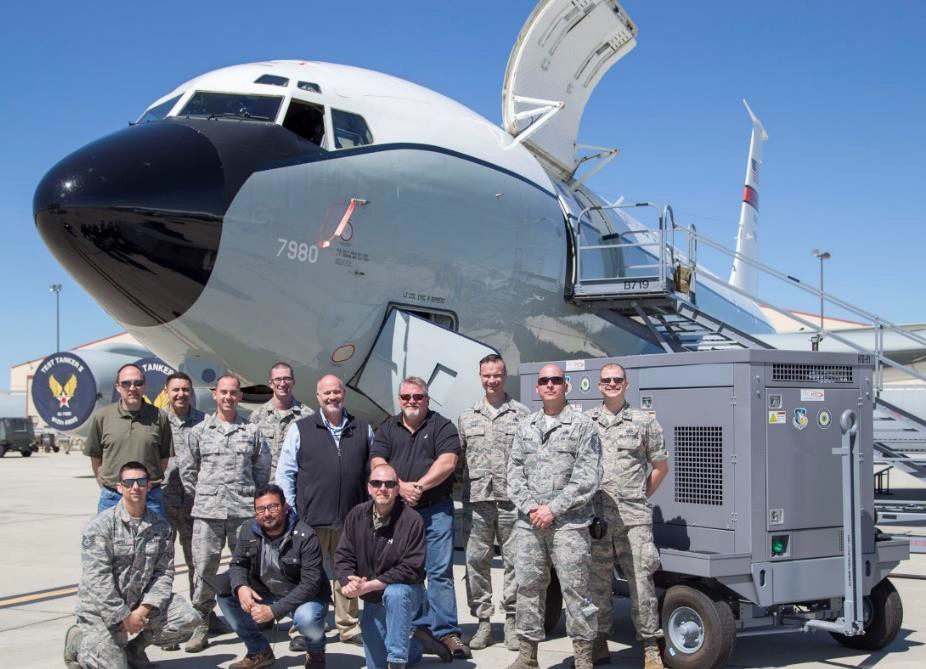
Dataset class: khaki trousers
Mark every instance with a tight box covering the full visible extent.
[315,526,360,641]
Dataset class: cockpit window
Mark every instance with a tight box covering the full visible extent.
[332,109,373,148]
[179,92,283,122]
[137,95,181,124]
[282,99,326,146]
[297,81,321,93]
[255,74,289,87]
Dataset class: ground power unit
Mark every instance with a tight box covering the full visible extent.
[519,350,909,669]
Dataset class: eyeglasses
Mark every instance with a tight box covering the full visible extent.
[368,480,398,489]
[399,393,427,402]
[537,376,565,386]
[255,502,282,515]
[120,476,149,488]
[599,377,625,385]
[270,376,294,385]
[118,380,145,389]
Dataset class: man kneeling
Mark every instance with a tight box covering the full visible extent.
[219,484,331,668]
[336,464,452,669]
[65,461,199,669]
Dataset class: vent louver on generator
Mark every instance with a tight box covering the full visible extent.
[674,426,724,505]
[772,363,853,384]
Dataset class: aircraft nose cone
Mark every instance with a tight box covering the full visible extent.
[34,120,226,327]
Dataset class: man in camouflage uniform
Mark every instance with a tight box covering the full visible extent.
[64,461,199,669]
[161,372,205,599]
[180,374,271,653]
[506,363,602,669]
[587,363,669,669]
[249,362,313,475]
[457,354,529,650]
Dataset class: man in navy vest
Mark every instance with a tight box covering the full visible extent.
[276,374,371,646]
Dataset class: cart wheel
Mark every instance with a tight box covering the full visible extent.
[830,578,903,650]
[545,568,563,635]
[661,585,736,669]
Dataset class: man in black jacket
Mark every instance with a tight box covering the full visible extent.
[335,464,451,669]
[218,484,331,669]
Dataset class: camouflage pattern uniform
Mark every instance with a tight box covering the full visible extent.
[162,406,205,594]
[181,414,271,618]
[586,403,667,641]
[507,403,602,642]
[249,398,313,475]
[457,395,529,619]
[76,504,199,668]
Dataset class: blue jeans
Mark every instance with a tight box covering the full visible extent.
[414,498,460,638]
[97,485,165,518]
[217,593,326,655]
[361,583,425,668]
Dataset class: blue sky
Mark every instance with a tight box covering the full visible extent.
[1,1,924,385]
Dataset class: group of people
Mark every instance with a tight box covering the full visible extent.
[62,354,669,669]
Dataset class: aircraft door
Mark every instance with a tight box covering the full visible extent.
[352,309,497,420]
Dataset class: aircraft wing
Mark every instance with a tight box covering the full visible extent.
[502,0,637,175]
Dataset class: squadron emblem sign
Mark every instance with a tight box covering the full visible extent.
[31,352,98,430]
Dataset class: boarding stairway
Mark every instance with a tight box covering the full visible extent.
[568,202,926,501]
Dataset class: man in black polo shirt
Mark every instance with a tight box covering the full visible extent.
[83,363,173,517]
[276,374,370,646]
[370,376,469,659]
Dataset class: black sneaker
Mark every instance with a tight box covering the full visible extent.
[289,635,308,652]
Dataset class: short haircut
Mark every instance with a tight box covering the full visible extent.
[400,376,429,394]
[269,362,294,377]
[119,461,149,478]
[600,362,626,377]
[165,371,193,387]
[214,373,241,388]
[116,363,144,382]
[254,484,285,506]
[479,353,505,366]
[369,463,398,481]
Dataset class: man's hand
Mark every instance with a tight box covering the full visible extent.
[121,605,150,635]
[250,603,274,625]
[237,585,262,613]
[398,480,422,506]
[342,575,367,599]
[529,504,555,529]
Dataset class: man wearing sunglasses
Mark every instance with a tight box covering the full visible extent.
[181,374,272,652]
[83,363,173,517]
[370,377,467,659]
[218,484,330,669]
[335,464,447,669]
[249,362,313,476]
[457,354,529,650]
[276,374,371,647]
[507,364,602,669]
[586,364,669,669]
[65,461,199,669]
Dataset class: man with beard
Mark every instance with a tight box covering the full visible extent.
[370,377,468,659]
[276,374,370,646]
[218,484,330,669]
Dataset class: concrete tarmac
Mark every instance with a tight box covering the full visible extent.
[1,453,923,668]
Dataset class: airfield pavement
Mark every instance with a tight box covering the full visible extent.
[1,452,924,668]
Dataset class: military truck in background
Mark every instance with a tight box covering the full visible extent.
[0,417,37,457]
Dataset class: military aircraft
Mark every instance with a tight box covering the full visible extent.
[33,0,773,423]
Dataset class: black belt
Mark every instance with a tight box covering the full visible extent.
[415,494,451,510]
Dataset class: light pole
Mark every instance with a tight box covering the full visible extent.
[811,250,830,351]
[49,283,62,352]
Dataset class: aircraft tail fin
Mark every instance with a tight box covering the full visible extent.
[729,99,768,294]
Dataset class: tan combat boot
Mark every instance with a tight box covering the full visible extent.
[504,615,519,651]
[505,638,539,669]
[572,639,594,669]
[469,618,494,649]
[643,639,664,669]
